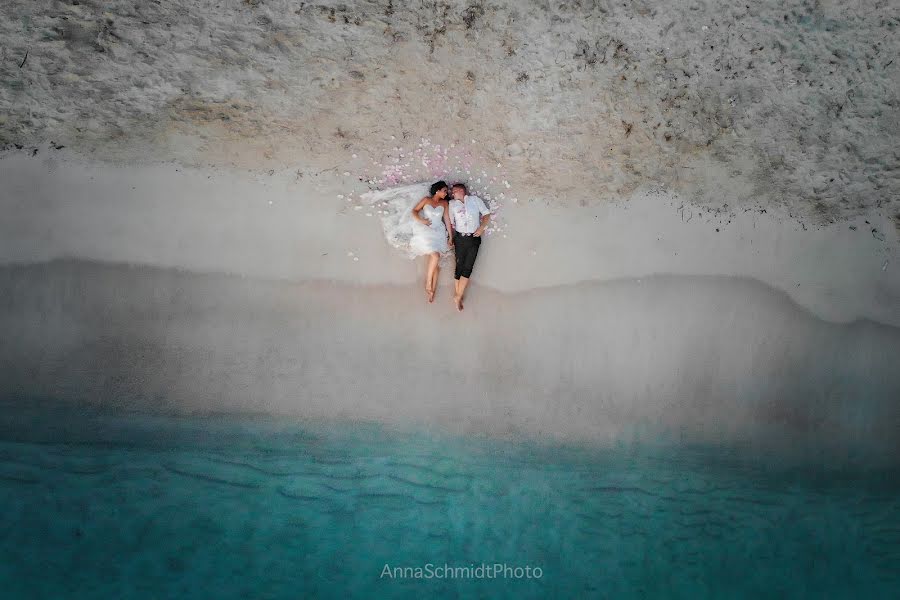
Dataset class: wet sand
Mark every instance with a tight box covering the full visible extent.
[2,259,898,463]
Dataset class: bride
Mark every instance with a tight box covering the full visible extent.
[410,180,453,303]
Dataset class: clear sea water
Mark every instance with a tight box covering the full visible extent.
[1,399,898,599]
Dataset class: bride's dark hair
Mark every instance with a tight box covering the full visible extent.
[430,180,448,196]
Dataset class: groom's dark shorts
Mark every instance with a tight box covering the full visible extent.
[453,232,481,279]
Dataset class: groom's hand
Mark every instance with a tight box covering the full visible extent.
[473,228,483,237]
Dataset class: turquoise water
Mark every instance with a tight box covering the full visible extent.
[1,400,898,599]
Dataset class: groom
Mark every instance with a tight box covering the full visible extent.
[448,182,491,312]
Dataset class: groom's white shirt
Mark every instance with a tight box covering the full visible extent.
[449,195,491,234]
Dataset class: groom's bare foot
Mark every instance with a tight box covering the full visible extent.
[454,294,464,312]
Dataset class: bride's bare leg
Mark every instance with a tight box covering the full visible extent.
[423,256,432,300]
[430,261,440,302]
[425,253,439,302]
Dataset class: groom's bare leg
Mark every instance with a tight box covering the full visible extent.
[456,276,470,311]
[458,276,470,299]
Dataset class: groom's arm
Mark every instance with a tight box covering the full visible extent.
[474,197,491,236]
[447,201,456,230]
[443,202,454,244]
[474,213,490,236]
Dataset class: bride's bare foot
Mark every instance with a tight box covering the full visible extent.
[427,288,435,303]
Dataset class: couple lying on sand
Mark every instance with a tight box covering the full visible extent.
[409,180,491,311]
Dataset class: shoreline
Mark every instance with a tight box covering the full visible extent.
[2,258,898,461]
[4,254,897,328]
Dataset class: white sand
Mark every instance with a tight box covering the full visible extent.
[1,153,897,325]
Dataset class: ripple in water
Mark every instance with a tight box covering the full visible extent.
[0,400,897,599]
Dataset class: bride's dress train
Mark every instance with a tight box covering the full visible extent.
[360,183,450,258]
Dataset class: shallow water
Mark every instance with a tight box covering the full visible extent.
[1,399,898,599]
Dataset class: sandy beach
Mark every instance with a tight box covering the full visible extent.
[1,146,898,459]
[2,256,899,464]
[1,152,897,325]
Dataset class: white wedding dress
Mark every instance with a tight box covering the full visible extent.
[409,203,449,256]
[360,183,452,259]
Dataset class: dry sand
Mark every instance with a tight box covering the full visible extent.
[1,153,897,325]
[2,0,899,228]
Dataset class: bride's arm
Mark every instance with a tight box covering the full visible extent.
[411,197,430,225]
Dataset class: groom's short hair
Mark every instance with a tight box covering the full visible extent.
[451,183,467,193]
